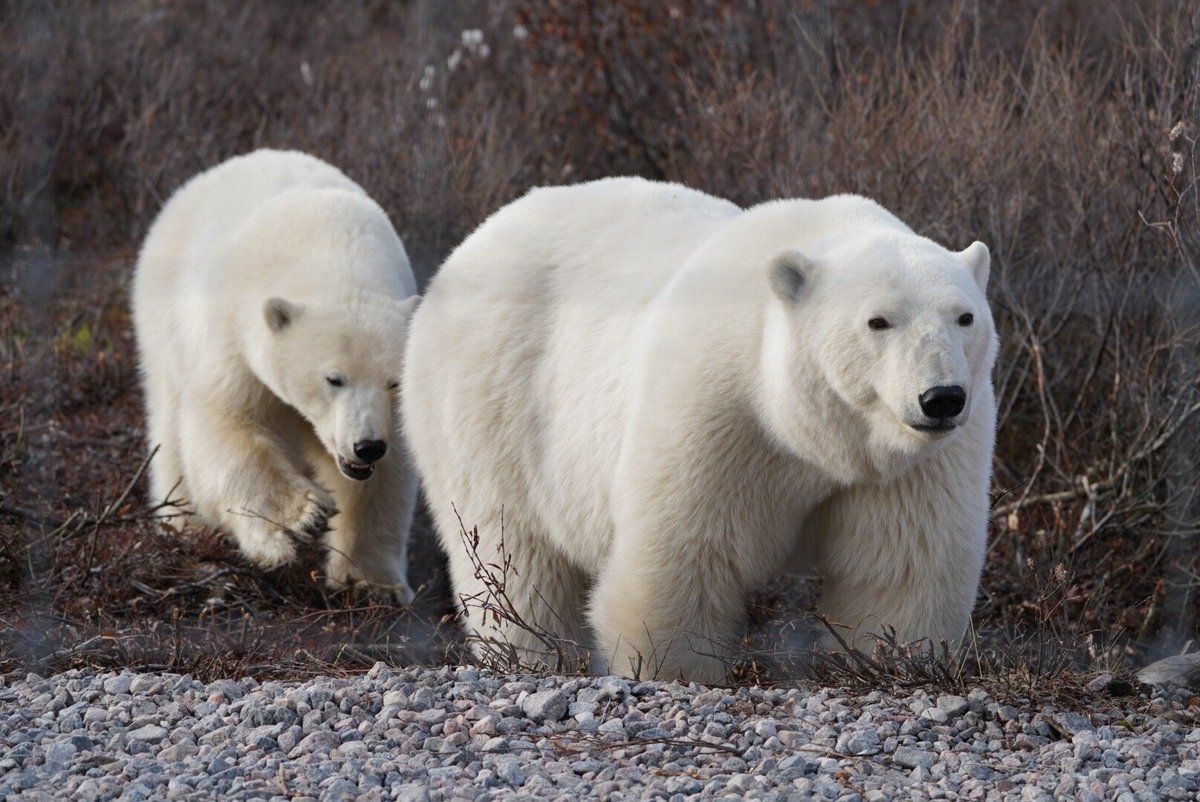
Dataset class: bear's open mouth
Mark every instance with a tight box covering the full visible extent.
[339,459,375,481]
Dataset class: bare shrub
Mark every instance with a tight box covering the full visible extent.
[450,507,591,676]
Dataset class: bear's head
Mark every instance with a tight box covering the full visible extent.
[767,231,996,466]
[258,294,420,481]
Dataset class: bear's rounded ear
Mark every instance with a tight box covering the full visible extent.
[769,249,816,303]
[960,241,990,292]
[264,297,302,332]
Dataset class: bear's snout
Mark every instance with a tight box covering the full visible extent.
[918,385,966,421]
[353,439,387,464]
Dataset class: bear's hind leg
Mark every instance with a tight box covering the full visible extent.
[143,374,190,525]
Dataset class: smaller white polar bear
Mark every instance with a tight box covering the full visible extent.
[404,177,998,683]
[134,149,420,601]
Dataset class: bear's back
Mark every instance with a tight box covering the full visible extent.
[223,188,415,303]
[137,150,364,290]
[427,177,739,314]
[405,178,741,566]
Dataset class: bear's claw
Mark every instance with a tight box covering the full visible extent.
[328,576,416,606]
[284,490,338,545]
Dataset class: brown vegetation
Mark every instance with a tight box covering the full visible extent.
[1,0,1198,686]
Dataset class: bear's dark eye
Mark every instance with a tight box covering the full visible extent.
[387,380,399,390]
[868,317,891,331]
[326,375,344,388]
[958,313,974,326]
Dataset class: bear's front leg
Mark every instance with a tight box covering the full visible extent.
[178,396,336,569]
[590,449,780,684]
[590,398,803,684]
[590,543,744,684]
[812,435,990,651]
[313,445,417,604]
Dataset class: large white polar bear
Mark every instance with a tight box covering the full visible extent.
[134,149,420,601]
[403,177,997,683]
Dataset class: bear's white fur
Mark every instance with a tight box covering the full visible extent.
[134,149,420,601]
[403,177,997,683]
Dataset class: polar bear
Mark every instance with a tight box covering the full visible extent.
[403,177,997,683]
[133,149,420,601]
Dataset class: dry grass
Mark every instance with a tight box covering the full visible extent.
[2,0,1199,687]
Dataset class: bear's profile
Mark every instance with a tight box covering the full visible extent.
[134,149,420,601]
[403,177,997,682]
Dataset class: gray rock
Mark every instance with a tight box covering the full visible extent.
[290,730,339,756]
[127,725,168,742]
[995,705,1021,722]
[1054,711,1094,735]
[321,778,359,800]
[417,707,447,726]
[127,675,160,694]
[427,766,462,782]
[382,690,408,707]
[44,740,76,764]
[1137,653,1200,688]
[937,695,970,718]
[103,674,133,695]
[598,719,627,738]
[837,728,881,756]
[393,783,429,802]
[243,702,296,728]
[495,759,526,786]
[921,706,949,724]
[893,746,938,769]
[521,690,568,723]
[778,753,814,773]
[158,742,197,762]
[753,719,778,738]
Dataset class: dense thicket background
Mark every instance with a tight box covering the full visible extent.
[2,0,1198,686]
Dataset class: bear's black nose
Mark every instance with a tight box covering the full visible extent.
[353,439,387,463]
[919,385,966,419]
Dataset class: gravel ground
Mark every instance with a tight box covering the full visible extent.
[1,664,1198,801]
